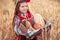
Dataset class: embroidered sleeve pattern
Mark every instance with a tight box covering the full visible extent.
[14,17,21,35]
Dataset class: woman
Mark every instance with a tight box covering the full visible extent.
[13,0,45,40]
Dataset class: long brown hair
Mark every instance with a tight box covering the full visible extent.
[14,0,26,16]
[13,0,30,26]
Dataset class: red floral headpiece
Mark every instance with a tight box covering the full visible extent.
[26,0,30,2]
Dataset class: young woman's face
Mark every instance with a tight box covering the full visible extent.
[19,2,29,13]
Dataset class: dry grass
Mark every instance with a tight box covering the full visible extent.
[0,0,60,40]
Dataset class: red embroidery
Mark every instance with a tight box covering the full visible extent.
[17,13,32,21]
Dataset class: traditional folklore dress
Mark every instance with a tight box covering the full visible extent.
[14,12,37,40]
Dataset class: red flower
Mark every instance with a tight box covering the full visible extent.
[26,0,30,2]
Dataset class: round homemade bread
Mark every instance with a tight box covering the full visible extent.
[33,14,45,29]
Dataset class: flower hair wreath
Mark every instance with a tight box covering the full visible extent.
[18,0,30,2]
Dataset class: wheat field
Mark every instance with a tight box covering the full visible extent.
[0,0,60,40]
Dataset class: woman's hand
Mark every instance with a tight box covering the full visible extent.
[29,26,35,31]
[26,35,29,38]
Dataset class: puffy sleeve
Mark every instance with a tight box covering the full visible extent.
[14,17,22,35]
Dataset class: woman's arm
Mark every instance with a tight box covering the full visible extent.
[14,17,20,35]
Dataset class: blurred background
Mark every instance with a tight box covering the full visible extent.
[0,0,60,40]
